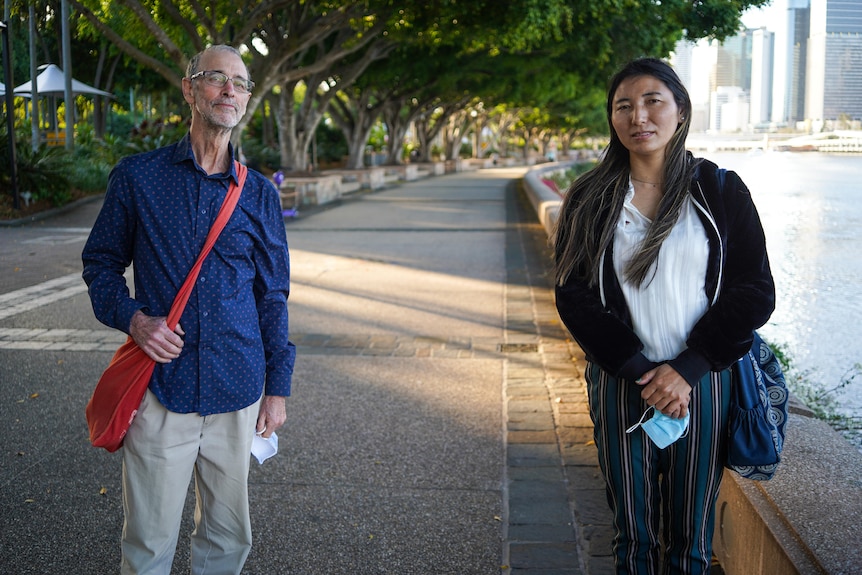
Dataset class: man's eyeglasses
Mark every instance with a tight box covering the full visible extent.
[189,70,255,94]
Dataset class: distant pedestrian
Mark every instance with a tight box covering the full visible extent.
[82,45,296,574]
[553,57,774,574]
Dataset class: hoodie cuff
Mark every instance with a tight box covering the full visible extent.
[618,353,661,382]
[667,348,713,387]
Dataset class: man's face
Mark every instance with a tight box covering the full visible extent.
[183,50,251,131]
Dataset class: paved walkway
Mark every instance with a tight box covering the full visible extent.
[0,167,614,574]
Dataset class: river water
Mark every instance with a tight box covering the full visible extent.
[699,151,862,422]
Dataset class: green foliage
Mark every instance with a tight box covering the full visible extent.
[767,339,862,447]
[545,161,596,192]
[106,112,138,142]
[11,141,73,206]
[67,128,112,192]
[1,124,111,205]
[94,133,133,167]
[315,122,349,164]
[124,118,189,154]
[7,0,771,186]
[68,155,111,193]
[241,139,280,173]
[787,360,861,423]
[366,123,387,153]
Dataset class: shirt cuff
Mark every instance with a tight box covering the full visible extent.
[118,300,146,335]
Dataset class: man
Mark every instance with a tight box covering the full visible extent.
[82,45,295,574]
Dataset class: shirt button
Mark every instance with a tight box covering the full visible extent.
[203,311,209,317]
[201,208,207,214]
[200,276,206,283]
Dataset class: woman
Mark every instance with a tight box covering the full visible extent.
[553,58,774,574]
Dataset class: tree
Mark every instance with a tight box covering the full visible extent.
[53,0,769,164]
[332,42,465,167]
[68,1,391,143]
[271,31,392,171]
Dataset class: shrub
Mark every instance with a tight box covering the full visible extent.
[125,117,189,154]
[241,139,280,173]
[315,122,348,164]
[11,142,74,206]
[545,160,596,192]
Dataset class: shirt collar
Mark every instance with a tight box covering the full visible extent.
[172,133,239,184]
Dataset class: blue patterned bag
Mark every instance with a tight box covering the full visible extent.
[726,332,789,481]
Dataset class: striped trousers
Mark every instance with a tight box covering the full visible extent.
[586,362,731,575]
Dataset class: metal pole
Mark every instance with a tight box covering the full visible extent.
[29,4,39,151]
[61,0,73,150]
[1,20,21,210]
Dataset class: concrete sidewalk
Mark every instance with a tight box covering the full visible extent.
[0,167,614,574]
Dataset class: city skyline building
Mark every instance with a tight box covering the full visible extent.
[670,39,714,132]
[714,30,753,92]
[710,86,750,132]
[805,0,862,125]
[750,28,775,126]
[785,0,811,123]
[673,0,862,132]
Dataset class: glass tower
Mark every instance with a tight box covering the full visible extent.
[806,0,862,122]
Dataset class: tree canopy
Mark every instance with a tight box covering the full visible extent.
[4,0,770,169]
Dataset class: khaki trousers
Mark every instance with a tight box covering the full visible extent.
[120,390,260,575]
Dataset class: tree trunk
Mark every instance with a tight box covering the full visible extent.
[275,82,311,171]
[414,117,433,162]
[329,90,382,171]
[442,110,472,161]
[92,45,107,138]
[381,99,413,165]
[488,111,517,158]
[414,108,451,163]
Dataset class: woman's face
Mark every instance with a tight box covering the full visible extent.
[610,74,684,160]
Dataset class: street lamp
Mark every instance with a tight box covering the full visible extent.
[1,19,21,210]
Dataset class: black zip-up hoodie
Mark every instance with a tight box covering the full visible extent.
[555,157,776,386]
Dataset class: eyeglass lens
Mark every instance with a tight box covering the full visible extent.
[198,71,252,93]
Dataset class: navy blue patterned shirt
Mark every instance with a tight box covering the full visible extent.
[83,134,295,415]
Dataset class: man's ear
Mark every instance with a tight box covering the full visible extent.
[181,78,195,105]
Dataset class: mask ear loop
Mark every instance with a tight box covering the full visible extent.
[679,412,691,440]
[626,406,655,434]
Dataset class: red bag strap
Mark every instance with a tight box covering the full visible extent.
[165,161,248,330]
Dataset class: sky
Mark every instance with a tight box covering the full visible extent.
[742,0,787,30]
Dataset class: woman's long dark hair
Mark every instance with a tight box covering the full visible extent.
[553,57,697,288]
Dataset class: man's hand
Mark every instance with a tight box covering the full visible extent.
[636,364,692,419]
[129,310,185,363]
[256,395,287,438]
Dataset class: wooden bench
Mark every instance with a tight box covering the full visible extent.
[44,131,66,147]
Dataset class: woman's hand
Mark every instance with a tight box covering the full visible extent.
[636,364,692,419]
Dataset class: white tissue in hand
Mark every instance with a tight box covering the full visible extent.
[251,432,278,464]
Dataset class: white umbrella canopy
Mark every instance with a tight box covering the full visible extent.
[13,64,113,98]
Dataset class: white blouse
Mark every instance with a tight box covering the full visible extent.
[613,183,710,362]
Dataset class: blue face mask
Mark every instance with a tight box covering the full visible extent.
[626,406,690,449]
